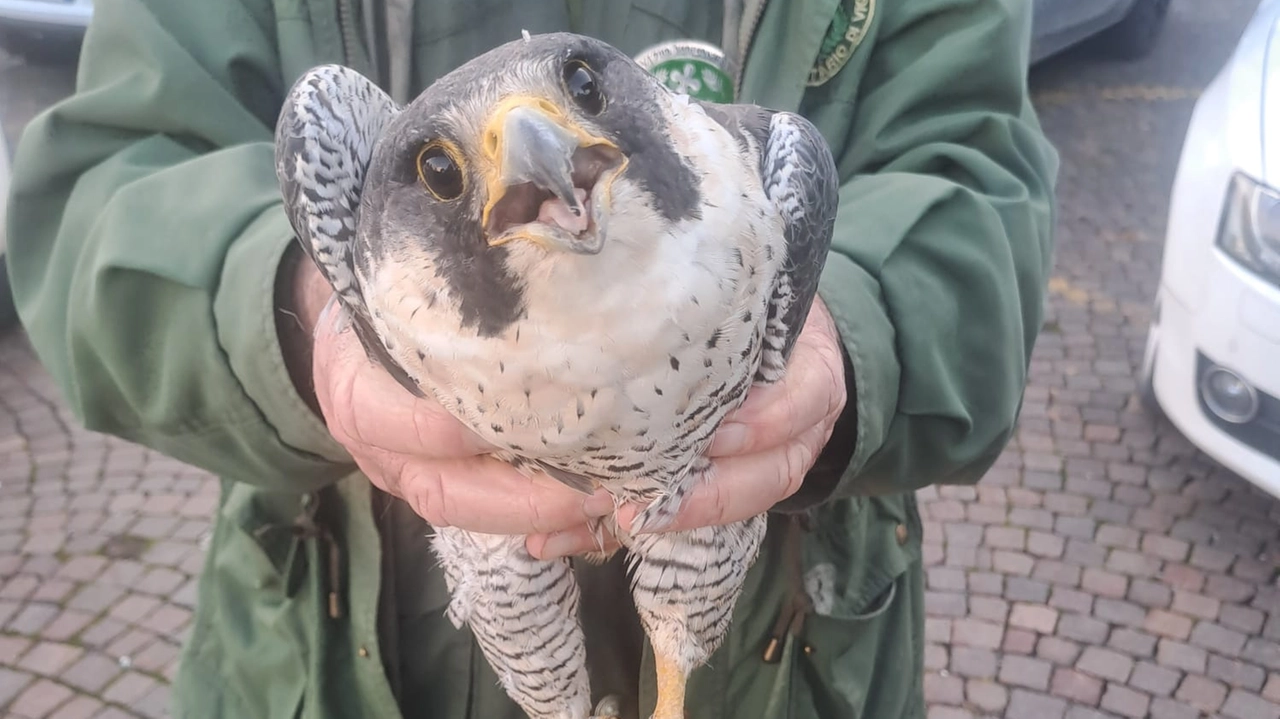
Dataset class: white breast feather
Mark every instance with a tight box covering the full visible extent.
[365,98,788,497]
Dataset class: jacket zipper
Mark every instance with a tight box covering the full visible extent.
[336,0,359,67]
[735,0,768,92]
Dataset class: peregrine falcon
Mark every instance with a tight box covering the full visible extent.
[274,32,839,719]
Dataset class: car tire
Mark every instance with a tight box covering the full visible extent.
[1095,0,1172,61]
[0,26,81,65]
[1137,324,1163,418]
[0,254,17,332]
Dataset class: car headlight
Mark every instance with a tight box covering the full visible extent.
[1218,172,1280,286]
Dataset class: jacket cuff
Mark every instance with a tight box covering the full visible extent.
[213,204,354,480]
[773,336,858,512]
[774,252,902,510]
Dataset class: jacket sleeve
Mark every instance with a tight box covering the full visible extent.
[5,0,355,490]
[790,0,1060,503]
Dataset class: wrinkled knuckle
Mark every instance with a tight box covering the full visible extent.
[327,371,363,447]
[525,491,553,535]
[785,441,815,494]
[409,466,452,527]
[706,480,732,527]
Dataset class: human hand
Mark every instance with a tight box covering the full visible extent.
[286,256,616,537]
[527,297,848,559]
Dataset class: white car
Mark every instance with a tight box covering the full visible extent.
[1141,0,1280,496]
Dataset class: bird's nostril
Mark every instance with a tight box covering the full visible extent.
[484,130,500,159]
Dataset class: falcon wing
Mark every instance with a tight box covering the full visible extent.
[699,103,840,383]
[274,65,423,396]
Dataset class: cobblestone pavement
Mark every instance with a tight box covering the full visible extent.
[2,2,1280,718]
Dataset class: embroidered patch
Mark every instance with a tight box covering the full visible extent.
[807,0,876,86]
[634,40,736,103]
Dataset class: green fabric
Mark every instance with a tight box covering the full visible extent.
[4,0,1058,717]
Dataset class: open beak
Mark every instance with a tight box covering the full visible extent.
[481,97,626,254]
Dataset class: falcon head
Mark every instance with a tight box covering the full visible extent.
[348,33,729,337]
[274,32,813,407]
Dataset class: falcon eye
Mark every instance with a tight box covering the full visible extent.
[416,142,465,201]
[562,59,605,115]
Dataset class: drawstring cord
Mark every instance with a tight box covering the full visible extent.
[255,491,344,620]
[762,514,813,662]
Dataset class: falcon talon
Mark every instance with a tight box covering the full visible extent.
[274,32,838,719]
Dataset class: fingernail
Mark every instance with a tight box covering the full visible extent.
[711,423,747,455]
[583,491,614,518]
[540,531,583,559]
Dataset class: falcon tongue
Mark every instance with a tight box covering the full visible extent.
[538,188,590,235]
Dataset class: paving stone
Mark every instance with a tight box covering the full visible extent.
[0,635,32,664]
[134,683,173,719]
[1206,574,1257,604]
[1005,578,1050,603]
[925,673,965,705]
[1143,609,1192,640]
[1049,668,1102,705]
[999,656,1052,691]
[1036,636,1082,666]
[1048,587,1093,615]
[1175,674,1228,714]
[1099,684,1150,719]
[1057,614,1109,644]
[1009,604,1058,635]
[16,641,83,677]
[1105,550,1160,578]
[6,603,59,636]
[966,679,1008,713]
[61,654,123,693]
[1126,579,1172,609]
[9,677,73,718]
[1140,534,1190,563]
[969,596,1009,624]
[951,647,998,679]
[1093,598,1145,628]
[1221,688,1280,719]
[1220,604,1266,634]
[925,643,948,671]
[1129,661,1181,697]
[1032,560,1080,587]
[1207,656,1267,691]
[1077,646,1133,683]
[47,696,104,719]
[926,591,968,618]
[1003,628,1037,655]
[1106,628,1156,658]
[101,670,158,707]
[40,609,95,643]
[1005,689,1067,719]
[1156,639,1208,674]
[1244,639,1280,671]
[1081,568,1127,599]
[952,619,1004,650]
[1148,697,1200,719]
[1189,620,1248,656]
[1264,674,1280,703]
[927,708,973,719]
[0,666,34,706]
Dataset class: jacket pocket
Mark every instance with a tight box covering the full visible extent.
[175,482,314,719]
[786,495,925,719]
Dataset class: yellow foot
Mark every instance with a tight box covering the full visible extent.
[651,652,688,719]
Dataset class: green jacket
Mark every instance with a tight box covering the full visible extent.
[6,0,1057,717]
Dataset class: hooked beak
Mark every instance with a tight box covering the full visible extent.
[481,97,626,254]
